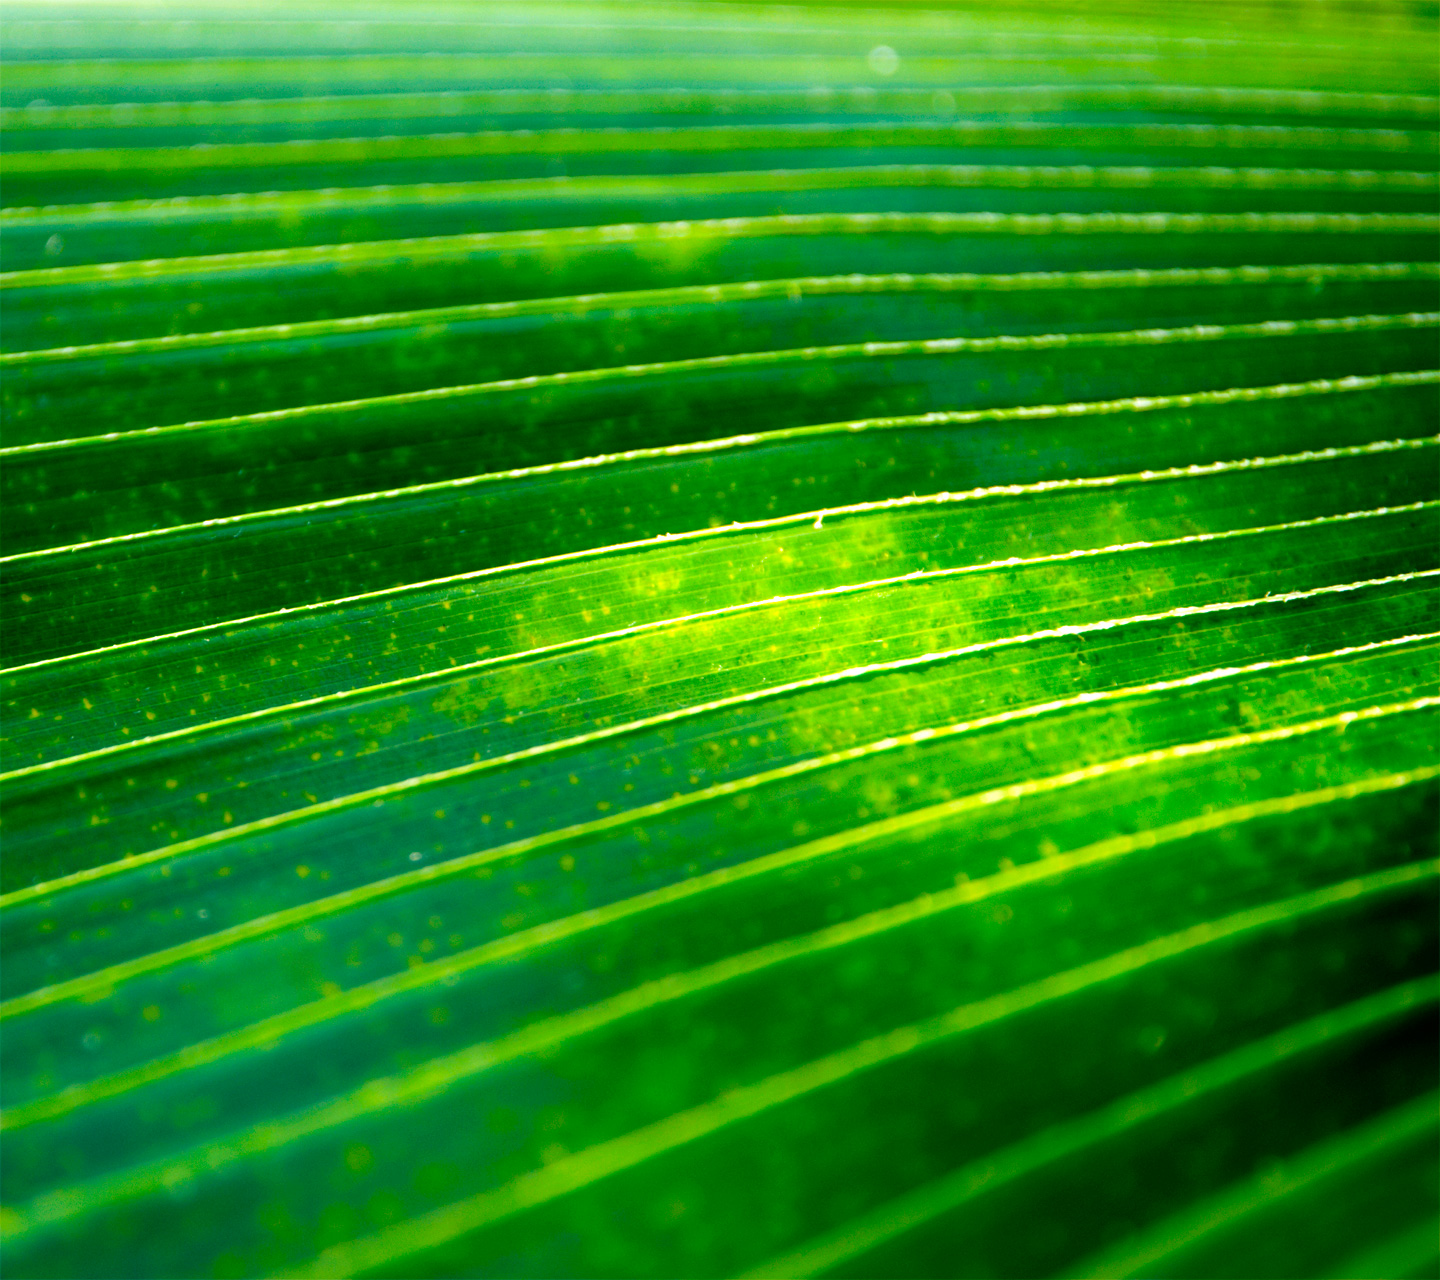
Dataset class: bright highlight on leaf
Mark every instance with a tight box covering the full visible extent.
[0,1,1436,1277]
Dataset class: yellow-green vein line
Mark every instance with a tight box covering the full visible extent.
[6,496,1433,781]
[6,212,1435,289]
[10,262,1433,367]
[4,372,1431,671]
[1066,1093,1440,1278]
[5,768,1433,1140]
[3,685,1434,1021]
[4,558,1433,908]
[743,1014,1440,1279]
[285,860,1440,1278]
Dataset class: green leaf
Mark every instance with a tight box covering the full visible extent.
[1,3,1436,1278]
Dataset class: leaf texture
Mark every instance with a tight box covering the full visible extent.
[1,2,1437,1277]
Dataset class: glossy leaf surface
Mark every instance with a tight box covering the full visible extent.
[1,3,1436,1278]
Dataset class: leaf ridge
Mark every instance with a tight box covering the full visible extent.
[5,687,1434,1018]
[285,861,1440,1279]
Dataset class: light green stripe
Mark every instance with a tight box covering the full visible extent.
[287,861,1440,1278]
[1067,1094,1440,1278]
[3,374,1434,679]
[4,687,1434,1021]
[3,84,1435,133]
[6,118,1436,172]
[2,503,1433,783]
[6,313,1433,461]
[746,1016,1440,1279]
[3,44,1431,99]
[1327,1215,1440,1279]
[7,163,1437,227]
[6,769,1433,1140]
[7,211,1435,288]
[7,263,1435,367]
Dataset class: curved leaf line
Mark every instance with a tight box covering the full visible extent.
[4,33,1426,85]
[1065,1093,1440,1278]
[8,211,1435,288]
[4,84,1434,136]
[5,406,1433,677]
[6,165,1439,248]
[6,563,1432,896]
[745,1021,1440,1279]
[6,768,1432,1145]
[12,262,1434,367]
[1325,1215,1440,1279]
[285,860,1440,1279]
[10,373,1431,539]
[11,119,1436,173]
[5,688,1434,1019]
[8,502,1433,779]
[9,159,1434,204]
[7,391,1433,549]
[8,310,1433,461]
[12,531,1434,774]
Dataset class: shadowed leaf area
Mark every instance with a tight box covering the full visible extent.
[0,2,1436,1277]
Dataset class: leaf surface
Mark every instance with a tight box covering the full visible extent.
[1,3,1436,1277]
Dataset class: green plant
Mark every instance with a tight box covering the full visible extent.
[1,2,1436,1276]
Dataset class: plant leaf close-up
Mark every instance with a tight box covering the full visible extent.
[0,2,1437,1277]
